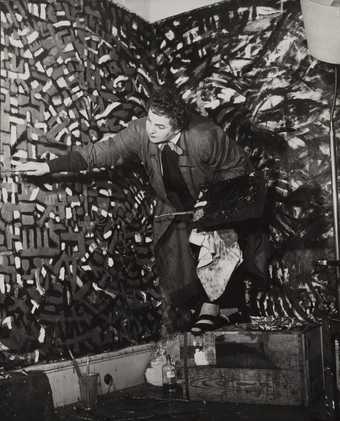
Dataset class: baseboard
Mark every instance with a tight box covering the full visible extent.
[23,343,154,408]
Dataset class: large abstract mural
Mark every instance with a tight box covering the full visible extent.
[0,0,339,367]
[0,0,159,366]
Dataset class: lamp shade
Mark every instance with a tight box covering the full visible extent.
[300,0,340,64]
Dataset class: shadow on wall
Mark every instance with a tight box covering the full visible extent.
[0,0,337,367]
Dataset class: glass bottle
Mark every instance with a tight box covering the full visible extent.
[162,354,177,392]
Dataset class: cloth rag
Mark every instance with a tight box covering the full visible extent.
[189,229,243,301]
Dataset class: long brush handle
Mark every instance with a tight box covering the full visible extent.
[67,348,83,379]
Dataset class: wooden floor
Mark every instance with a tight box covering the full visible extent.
[54,384,334,421]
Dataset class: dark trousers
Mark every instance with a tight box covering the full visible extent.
[155,220,268,328]
[155,219,206,310]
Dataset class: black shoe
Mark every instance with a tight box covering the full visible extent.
[190,314,230,336]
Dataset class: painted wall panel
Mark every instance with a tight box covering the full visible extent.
[153,0,338,319]
[0,0,160,367]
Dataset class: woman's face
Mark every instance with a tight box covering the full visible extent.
[146,108,179,144]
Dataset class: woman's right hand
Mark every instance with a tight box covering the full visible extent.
[12,161,50,176]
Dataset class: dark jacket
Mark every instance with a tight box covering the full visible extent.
[60,113,250,246]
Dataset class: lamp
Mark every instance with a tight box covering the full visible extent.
[301,0,340,64]
[300,0,340,415]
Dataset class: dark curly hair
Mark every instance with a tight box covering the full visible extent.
[148,84,188,130]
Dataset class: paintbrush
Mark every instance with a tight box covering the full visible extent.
[67,347,83,380]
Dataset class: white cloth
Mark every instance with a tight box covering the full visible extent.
[189,229,243,301]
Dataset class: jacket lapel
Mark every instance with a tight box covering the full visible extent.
[149,146,168,202]
[177,133,199,198]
